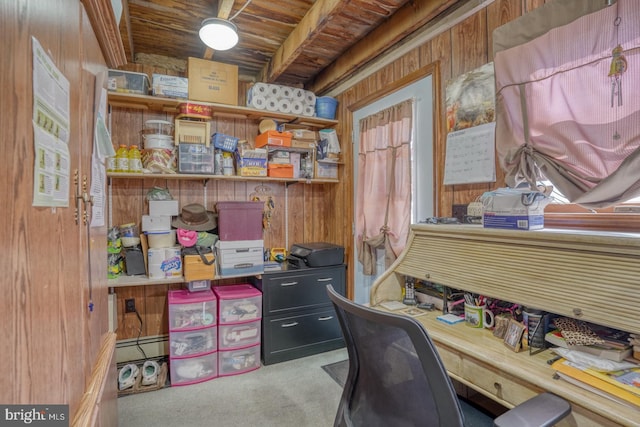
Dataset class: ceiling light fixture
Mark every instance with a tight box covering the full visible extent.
[199,18,239,51]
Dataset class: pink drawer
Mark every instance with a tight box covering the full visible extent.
[218,319,261,350]
[170,326,217,357]
[218,344,260,376]
[170,351,217,386]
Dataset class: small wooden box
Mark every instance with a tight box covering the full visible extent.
[183,253,215,282]
[175,119,211,146]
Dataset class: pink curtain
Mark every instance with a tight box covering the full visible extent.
[494,0,640,209]
[356,100,412,275]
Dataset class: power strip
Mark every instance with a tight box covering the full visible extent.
[467,201,483,217]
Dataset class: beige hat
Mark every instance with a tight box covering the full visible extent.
[171,203,217,231]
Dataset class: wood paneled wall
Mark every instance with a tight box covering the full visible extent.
[333,0,546,296]
[112,0,547,341]
[2,0,115,422]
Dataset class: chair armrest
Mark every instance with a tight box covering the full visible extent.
[493,392,571,427]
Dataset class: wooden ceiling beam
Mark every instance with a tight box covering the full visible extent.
[257,0,350,84]
[119,0,135,63]
[308,0,460,94]
[82,0,127,67]
[203,0,236,59]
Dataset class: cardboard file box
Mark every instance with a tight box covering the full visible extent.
[216,240,264,276]
[187,57,238,105]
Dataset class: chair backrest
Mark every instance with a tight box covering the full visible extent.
[327,284,466,427]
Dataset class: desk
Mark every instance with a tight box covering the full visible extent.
[371,224,640,427]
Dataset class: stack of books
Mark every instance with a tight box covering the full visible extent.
[545,329,632,362]
[551,358,640,407]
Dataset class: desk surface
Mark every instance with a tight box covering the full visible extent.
[380,307,638,426]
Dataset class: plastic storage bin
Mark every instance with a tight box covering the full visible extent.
[168,289,217,331]
[170,351,218,386]
[108,70,150,95]
[218,319,261,350]
[218,344,260,376]
[170,327,217,357]
[214,284,262,324]
[315,96,338,119]
[211,133,239,152]
[178,143,215,174]
[216,201,264,241]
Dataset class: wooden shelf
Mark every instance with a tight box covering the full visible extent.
[107,92,338,128]
[107,172,338,184]
[108,271,268,288]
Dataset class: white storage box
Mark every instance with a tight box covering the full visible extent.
[481,188,549,231]
[169,327,217,357]
[218,319,261,350]
[141,215,171,232]
[152,74,188,99]
[149,200,179,216]
[218,344,260,377]
[215,240,264,276]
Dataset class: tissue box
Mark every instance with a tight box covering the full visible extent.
[481,189,548,230]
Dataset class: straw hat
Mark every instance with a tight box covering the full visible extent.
[172,203,217,231]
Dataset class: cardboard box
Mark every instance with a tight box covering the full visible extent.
[149,200,179,216]
[152,74,188,99]
[481,189,549,230]
[255,131,292,148]
[141,215,171,232]
[183,253,216,282]
[267,163,293,178]
[187,57,238,105]
[236,155,267,177]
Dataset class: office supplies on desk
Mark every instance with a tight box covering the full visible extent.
[437,313,465,325]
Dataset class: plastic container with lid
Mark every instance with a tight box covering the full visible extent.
[128,145,142,173]
[213,284,262,324]
[142,119,174,136]
[115,144,129,172]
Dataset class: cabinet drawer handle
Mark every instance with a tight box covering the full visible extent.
[318,316,333,321]
[280,281,298,286]
[281,322,299,328]
[316,277,332,282]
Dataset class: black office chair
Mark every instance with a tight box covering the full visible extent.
[326,285,571,427]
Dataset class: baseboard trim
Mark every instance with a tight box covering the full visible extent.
[116,335,169,364]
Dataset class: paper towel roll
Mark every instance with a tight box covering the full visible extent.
[303,105,315,117]
[291,100,304,115]
[250,95,267,110]
[252,82,269,97]
[266,97,279,112]
[277,98,292,113]
[267,84,282,99]
[280,86,292,99]
[292,88,305,101]
[304,90,316,106]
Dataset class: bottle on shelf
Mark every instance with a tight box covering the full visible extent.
[115,144,129,173]
[128,144,142,173]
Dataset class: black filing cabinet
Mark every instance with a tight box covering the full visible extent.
[254,264,346,365]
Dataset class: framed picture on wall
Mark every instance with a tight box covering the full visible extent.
[503,319,525,352]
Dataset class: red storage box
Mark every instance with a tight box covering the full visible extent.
[255,131,292,148]
[216,201,264,241]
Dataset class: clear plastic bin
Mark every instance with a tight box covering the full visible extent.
[218,319,261,350]
[170,351,218,386]
[213,284,262,324]
[168,289,217,331]
[169,326,217,357]
[218,344,260,376]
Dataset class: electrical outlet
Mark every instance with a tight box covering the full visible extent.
[452,204,467,222]
[125,298,136,313]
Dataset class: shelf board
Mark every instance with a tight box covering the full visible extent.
[107,172,338,184]
[108,271,267,288]
[107,92,338,128]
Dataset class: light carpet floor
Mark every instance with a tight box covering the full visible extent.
[118,348,347,427]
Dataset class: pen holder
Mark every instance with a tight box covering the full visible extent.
[464,303,494,329]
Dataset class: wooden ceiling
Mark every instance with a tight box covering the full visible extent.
[118,0,460,93]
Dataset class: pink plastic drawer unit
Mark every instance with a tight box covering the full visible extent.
[213,284,262,324]
[219,319,261,350]
[168,289,217,331]
[218,344,260,376]
[216,201,264,241]
[169,326,217,357]
[170,350,218,386]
